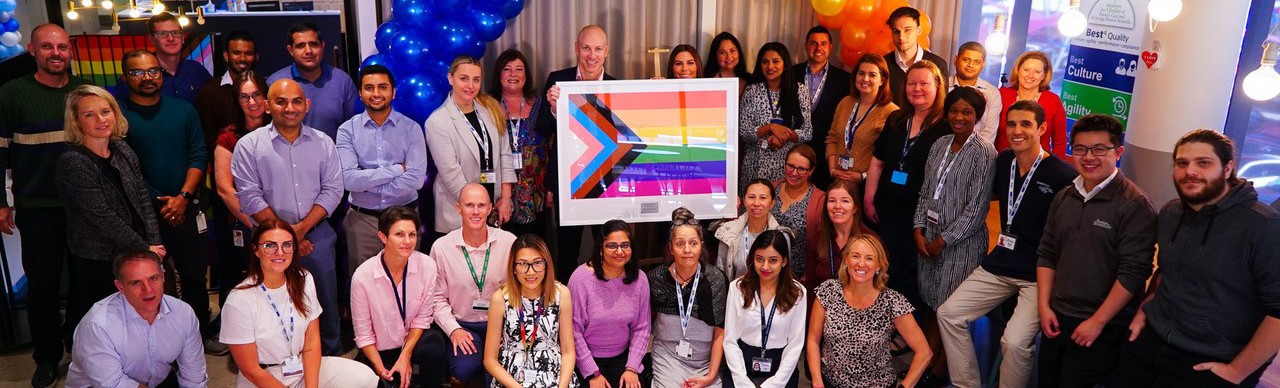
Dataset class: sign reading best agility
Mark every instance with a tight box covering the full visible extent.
[1059,0,1147,128]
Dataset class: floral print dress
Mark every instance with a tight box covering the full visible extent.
[494,287,576,388]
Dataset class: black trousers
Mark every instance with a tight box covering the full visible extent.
[1109,327,1266,388]
[1037,312,1127,388]
[873,208,925,311]
[65,255,115,344]
[17,207,68,366]
[215,218,252,308]
[355,328,450,387]
[156,199,211,337]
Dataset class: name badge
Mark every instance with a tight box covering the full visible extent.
[472,299,489,311]
[677,340,693,358]
[926,209,941,225]
[838,156,853,170]
[751,356,774,373]
[511,153,524,170]
[997,233,1018,250]
[195,211,208,234]
[281,355,303,377]
[890,170,908,185]
[479,171,497,184]
[758,139,769,149]
[232,229,245,247]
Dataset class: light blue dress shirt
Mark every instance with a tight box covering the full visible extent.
[335,109,428,210]
[66,293,208,388]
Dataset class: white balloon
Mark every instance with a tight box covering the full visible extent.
[0,11,11,23]
[0,31,18,47]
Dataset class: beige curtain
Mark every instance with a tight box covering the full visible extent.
[714,0,820,70]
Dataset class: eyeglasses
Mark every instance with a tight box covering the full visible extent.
[125,68,163,78]
[152,31,182,39]
[239,91,264,102]
[515,260,546,274]
[785,163,812,173]
[604,242,631,252]
[1070,145,1119,157]
[259,241,295,254]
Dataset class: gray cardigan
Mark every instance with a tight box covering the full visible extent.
[56,140,162,260]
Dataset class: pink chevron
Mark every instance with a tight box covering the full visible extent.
[567,102,603,178]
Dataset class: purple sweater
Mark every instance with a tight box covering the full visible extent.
[567,264,651,377]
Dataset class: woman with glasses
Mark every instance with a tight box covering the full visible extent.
[770,144,825,278]
[568,220,650,388]
[57,85,166,335]
[995,51,1067,158]
[221,219,378,387]
[649,208,729,388]
[722,230,807,387]
[213,70,271,307]
[350,206,448,388]
[739,42,812,192]
[483,234,577,388]
[713,179,792,280]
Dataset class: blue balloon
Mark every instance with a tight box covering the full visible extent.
[360,53,392,71]
[394,74,447,122]
[0,45,10,58]
[390,0,432,25]
[0,0,15,13]
[2,18,17,32]
[431,21,477,59]
[374,21,399,53]
[387,28,430,64]
[465,40,486,59]
[0,11,11,24]
[499,0,524,19]
[468,8,505,42]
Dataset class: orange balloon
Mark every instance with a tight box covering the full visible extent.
[817,12,844,29]
[840,25,871,52]
[881,0,909,11]
[919,34,931,51]
[919,12,932,35]
[840,46,866,69]
[841,0,879,23]
[868,24,895,55]
[812,0,846,17]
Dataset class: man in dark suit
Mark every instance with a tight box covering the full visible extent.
[537,24,617,283]
[792,26,850,189]
[884,6,949,108]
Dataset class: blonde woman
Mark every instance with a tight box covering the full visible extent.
[996,51,1067,158]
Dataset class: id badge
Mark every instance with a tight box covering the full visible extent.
[890,170,909,185]
[769,117,785,125]
[232,229,245,247]
[997,233,1018,250]
[511,153,524,169]
[751,356,774,373]
[926,209,941,226]
[479,171,497,184]
[838,156,853,170]
[281,355,303,377]
[195,211,208,234]
[758,138,769,149]
[472,299,489,311]
[676,340,693,358]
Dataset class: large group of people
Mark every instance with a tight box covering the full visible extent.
[0,5,1277,388]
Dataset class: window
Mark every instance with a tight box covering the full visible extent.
[1234,0,1280,205]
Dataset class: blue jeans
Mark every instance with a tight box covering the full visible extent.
[300,221,340,355]
[446,320,491,385]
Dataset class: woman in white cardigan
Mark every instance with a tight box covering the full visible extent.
[425,54,518,234]
[712,178,793,280]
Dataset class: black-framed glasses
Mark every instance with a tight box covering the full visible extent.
[259,241,295,254]
[125,68,163,78]
[785,163,812,173]
[515,260,546,274]
[238,91,264,102]
[604,242,632,252]
[152,30,182,39]
[1071,145,1119,157]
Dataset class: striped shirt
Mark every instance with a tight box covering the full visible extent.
[0,75,92,207]
[912,134,997,308]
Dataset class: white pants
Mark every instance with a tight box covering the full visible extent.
[936,267,1040,388]
[237,356,379,388]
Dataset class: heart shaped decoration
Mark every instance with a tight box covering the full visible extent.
[1141,51,1159,69]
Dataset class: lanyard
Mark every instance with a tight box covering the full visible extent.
[898,117,917,170]
[765,89,781,119]
[757,291,778,356]
[828,239,838,276]
[456,104,493,171]
[500,97,524,151]
[1006,152,1045,231]
[260,285,296,344]
[806,64,828,109]
[932,135,975,200]
[844,102,871,151]
[460,243,492,293]
[380,254,408,324]
[518,298,543,353]
[673,264,702,339]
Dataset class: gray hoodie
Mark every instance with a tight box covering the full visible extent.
[1144,180,1280,361]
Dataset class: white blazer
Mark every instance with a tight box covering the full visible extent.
[424,93,517,233]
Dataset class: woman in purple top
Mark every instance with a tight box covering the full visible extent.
[567,220,651,388]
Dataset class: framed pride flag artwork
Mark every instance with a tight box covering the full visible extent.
[556,78,740,226]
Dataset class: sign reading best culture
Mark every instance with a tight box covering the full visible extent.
[1059,0,1148,128]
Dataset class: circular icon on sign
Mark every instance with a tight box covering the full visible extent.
[1112,96,1128,116]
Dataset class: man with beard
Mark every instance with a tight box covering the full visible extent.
[267,22,358,141]
[948,42,1001,143]
[114,12,212,103]
[336,64,427,271]
[1111,129,1280,388]
[793,26,850,188]
[1035,114,1156,387]
[232,79,344,356]
[195,30,257,149]
[117,50,223,356]
[0,23,92,388]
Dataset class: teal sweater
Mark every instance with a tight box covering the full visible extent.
[121,95,208,197]
[0,75,92,208]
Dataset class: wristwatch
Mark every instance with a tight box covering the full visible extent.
[180,191,197,201]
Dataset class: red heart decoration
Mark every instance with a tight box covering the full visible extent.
[1141,51,1159,69]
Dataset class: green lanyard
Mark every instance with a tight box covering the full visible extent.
[460,244,492,292]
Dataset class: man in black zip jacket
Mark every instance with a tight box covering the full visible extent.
[1113,129,1280,388]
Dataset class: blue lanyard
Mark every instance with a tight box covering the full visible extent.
[380,254,408,324]
[932,134,976,200]
[757,291,778,356]
[898,117,917,170]
[673,264,702,339]
[765,89,781,119]
[260,285,296,344]
[1006,152,1045,232]
[844,102,871,151]
[828,239,838,277]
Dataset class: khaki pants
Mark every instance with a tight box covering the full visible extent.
[936,266,1040,388]
[343,208,384,272]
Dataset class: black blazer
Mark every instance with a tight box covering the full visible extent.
[791,62,850,189]
[535,66,617,198]
[57,140,162,260]
[885,49,950,109]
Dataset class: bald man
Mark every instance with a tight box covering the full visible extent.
[536,25,617,283]
[0,23,93,388]
[231,79,345,355]
[429,182,516,387]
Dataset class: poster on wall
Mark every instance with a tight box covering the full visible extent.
[556,78,739,226]
[1060,0,1148,128]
